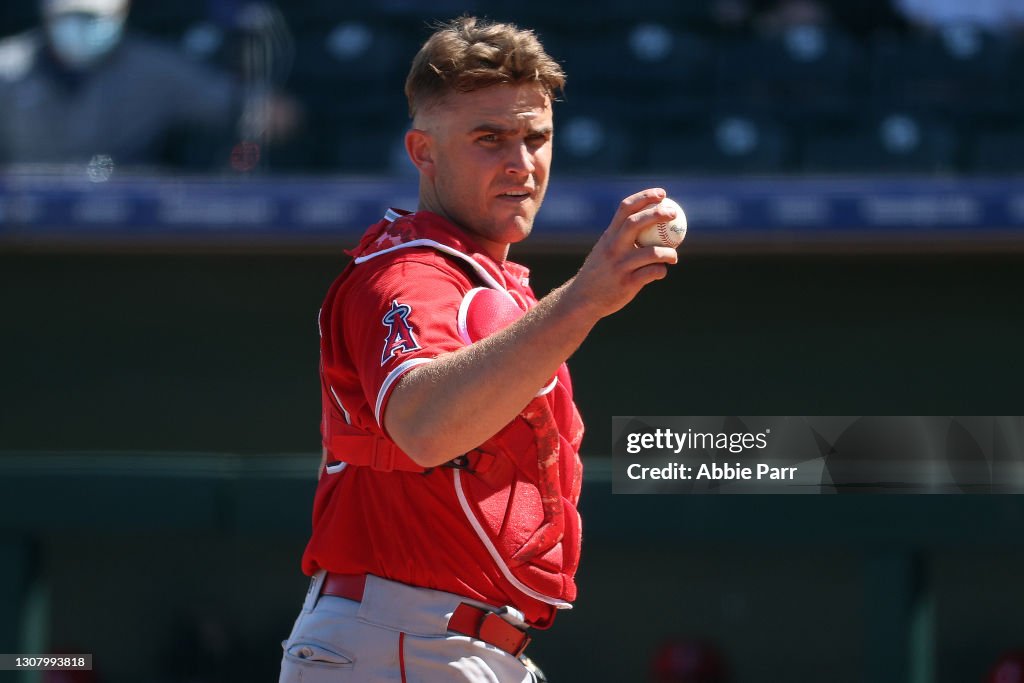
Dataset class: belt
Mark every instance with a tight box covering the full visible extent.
[321,573,532,657]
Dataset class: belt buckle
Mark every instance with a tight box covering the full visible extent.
[494,605,527,629]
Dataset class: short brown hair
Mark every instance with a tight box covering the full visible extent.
[404,16,565,119]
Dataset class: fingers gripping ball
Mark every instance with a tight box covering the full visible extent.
[635,197,687,248]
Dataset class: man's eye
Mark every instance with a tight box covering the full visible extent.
[478,134,499,143]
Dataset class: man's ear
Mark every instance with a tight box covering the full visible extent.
[405,128,435,176]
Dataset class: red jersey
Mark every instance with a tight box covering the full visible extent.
[301,210,584,628]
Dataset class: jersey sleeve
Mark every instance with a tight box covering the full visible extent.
[340,255,469,429]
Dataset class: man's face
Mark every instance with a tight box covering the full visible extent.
[44,8,127,70]
[411,83,553,259]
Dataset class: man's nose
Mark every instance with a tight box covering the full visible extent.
[506,142,535,175]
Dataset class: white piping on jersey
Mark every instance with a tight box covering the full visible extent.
[453,469,572,610]
[457,287,559,398]
[330,386,352,424]
[375,356,435,426]
[456,287,488,345]
[325,462,348,475]
[354,239,513,296]
[536,377,558,396]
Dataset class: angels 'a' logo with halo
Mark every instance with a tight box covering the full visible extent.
[380,300,421,365]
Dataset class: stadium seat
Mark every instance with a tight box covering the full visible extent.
[714,27,867,122]
[178,4,296,84]
[1006,39,1024,113]
[582,0,713,27]
[128,0,210,41]
[507,0,607,31]
[553,113,639,175]
[290,21,414,119]
[333,122,413,175]
[279,0,457,29]
[965,129,1024,174]
[799,112,958,174]
[643,114,793,175]
[869,26,1015,119]
[551,26,715,128]
[291,21,412,86]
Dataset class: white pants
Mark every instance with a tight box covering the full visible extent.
[279,572,538,683]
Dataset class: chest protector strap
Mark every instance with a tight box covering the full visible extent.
[328,431,426,473]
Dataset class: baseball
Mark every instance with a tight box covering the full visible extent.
[635,197,687,248]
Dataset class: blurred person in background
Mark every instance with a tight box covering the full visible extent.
[988,649,1024,683]
[650,638,730,683]
[42,673,98,683]
[892,0,1024,34]
[753,0,832,34]
[0,0,299,171]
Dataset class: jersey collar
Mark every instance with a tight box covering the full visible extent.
[348,209,531,290]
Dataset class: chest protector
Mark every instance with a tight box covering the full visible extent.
[321,211,585,605]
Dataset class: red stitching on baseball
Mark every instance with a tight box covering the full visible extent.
[658,223,669,245]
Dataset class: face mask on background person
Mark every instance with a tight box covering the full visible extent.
[45,11,126,70]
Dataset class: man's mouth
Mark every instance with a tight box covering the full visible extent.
[498,189,532,199]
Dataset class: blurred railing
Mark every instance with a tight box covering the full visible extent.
[2,172,1024,252]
